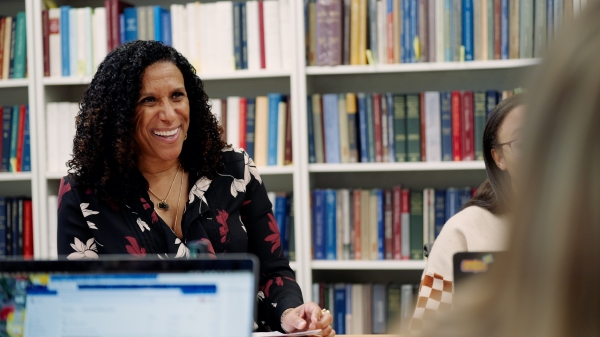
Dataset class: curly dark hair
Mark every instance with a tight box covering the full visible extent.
[68,40,226,201]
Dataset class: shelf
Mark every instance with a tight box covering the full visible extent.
[306,59,540,76]
[0,79,29,88]
[309,161,485,173]
[0,172,32,182]
[42,70,290,86]
[311,260,426,270]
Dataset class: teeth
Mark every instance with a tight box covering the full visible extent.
[153,128,178,137]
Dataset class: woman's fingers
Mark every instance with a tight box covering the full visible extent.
[320,325,335,337]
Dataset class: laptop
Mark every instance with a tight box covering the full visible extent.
[0,255,258,337]
[453,251,503,287]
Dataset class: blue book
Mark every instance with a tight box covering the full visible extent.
[547,0,554,42]
[1,106,12,172]
[60,6,71,76]
[501,0,509,59]
[369,0,378,64]
[307,95,317,163]
[409,0,418,63]
[9,106,19,172]
[434,190,446,238]
[459,187,472,208]
[8,18,15,79]
[377,189,385,260]
[245,98,256,159]
[124,7,138,43]
[161,9,172,46]
[12,199,18,256]
[5,199,11,256]
[22,106,30,172]
[445,188,459,221]
[324,189,337,260]
[13,12,26,79]
[312,190,326,260]
[334,285,346,334]
[485,90,499,120]
[462,0,474,61]
[0,198,5,257]
[153,7,162,42]
[322,94,341,163]
[366,94,375,162]
[440,92,453,161]
[357,93,369,163]
[345,284,352,329]
[241,3,248,69]
[402,0,411,63]
[386,93,395,162]
[267,93,282,166]
[274,194,288,255]
[283,195,292,259]
[119,13,125,45]
[233,3,243,70]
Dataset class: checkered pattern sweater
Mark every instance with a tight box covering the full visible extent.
[409,206,509,335]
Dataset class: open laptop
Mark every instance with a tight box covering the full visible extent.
[453,252,504,287]
[0,255,258,337]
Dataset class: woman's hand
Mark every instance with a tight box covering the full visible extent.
[281,302,335,337]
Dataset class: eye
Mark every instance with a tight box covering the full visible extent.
[139,96,156,104]
[172,91,185,99]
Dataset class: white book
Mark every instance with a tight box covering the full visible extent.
[2,16,11,79]
[340,189,351,260]
[69,8,78,77]
[76,9,88,76]
[226,96,240,148]
[254,96,269,167]
[198,4,210,73]
[573,0,581,15]
[213,1,234,72]
[278,0,292,70]
[345,285,353,334]
[246,1,261,70]
[435,0,445,62]
[47,195,58,259]
[481,0,488,60]
[48,10,61,77]
[352,284,364,333]
[69,103,78,162]
[57,102,71,172]
[424,91,441,162]
[423,189,430,248]
[400,284,414,332]
[377,0,387,65]
[267,192,276,211]
[186,3,201,72]
[312,283,320,303]
[179,5,189,60]
[338,95,350,163]
[263,0,282,70]
[46,103,59,173]
[170,5,179,49]
[209,98,222,122]
[276,101,286,166]
[137,7,147,41]
[83,8,93,76]
[401,204,410,260]
[92,8,107,72]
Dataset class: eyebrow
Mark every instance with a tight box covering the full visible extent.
[138,87,186,100]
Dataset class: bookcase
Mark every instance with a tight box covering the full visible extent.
[9,0,541,310]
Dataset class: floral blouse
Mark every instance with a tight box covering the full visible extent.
[57,148,303,332]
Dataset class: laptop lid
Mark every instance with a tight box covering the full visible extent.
[453,252,503,287]
[0,255,258,337]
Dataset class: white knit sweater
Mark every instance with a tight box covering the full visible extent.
[409,206,509,334]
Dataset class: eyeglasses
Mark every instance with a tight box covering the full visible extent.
[496,140,523,158]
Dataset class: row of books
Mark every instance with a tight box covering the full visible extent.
[210,94,292,167]
[312,186,475,260]
[308,89,518,164]
[43,0,292,77]
[0,198,33,258]
[1,105,31,173]
[266,192,295,261]
[45,102,77,174]
[0,14,27,79]
[306,0,583,66]
[312,282,418,334]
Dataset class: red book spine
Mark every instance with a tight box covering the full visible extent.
[23,199,33,258]
[0,18,6,76]
[384,190,393,260]
[400,189,410,260]
[372,93,383,162]
[258,1,266,69]
[353,189,361,260]
[221,98,228,143]
[16,105,25,172]
[387,10,394,63]
[284,96,293,165]
[239,98,247,150]
[462,91,475,161]
[105,0,113,51]
[451,91,462,161]
[420,93,427,161]
[392,186,401,260]
[42,11,50,77]
[494,0,501,59]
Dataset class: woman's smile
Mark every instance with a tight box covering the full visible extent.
[151,126,182,142]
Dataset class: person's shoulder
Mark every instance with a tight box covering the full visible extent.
[445,206,498,231]
[220,147,249,177]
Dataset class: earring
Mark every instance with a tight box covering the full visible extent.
[184,133,188,140]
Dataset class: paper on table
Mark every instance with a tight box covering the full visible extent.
[252,329,322,337]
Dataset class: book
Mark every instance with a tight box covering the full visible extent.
[462,91,475,161]
[307,95,317,163]
[452,0,462,61]
[381,95,389,162]
[474,92,486,160]
[246,98,256,159]
[241,2,248,68]
[393,95,407,162]
[283,98,292,166]
[353,190,362,260]
[519,0,534,58]
[340,189,351,259]
[312,94,325,163]
[419,94,427,161]
[343,0,352,65]
[409,190,424,259]
[365,94,375,162]
[372,284,387,333]
[1,17,11,80]
[358,0,368,64]
[357,93,369,163]
[434,189,446,237]
[405,94,421,162]
[338,94,350,163]
[347,93,359,162]
[247,1,261,70]
[384,189,393,259]
[263,0,282,70]
[533,0,547,57]
[323,94,341,163]
[376,189,385,259]
[23,200,32,258]
[13,12,26,79]
[369,0,379,64]
[92,8,108,71]
[400,188,410,259]
[424,92,441,162]
[15,105,25,172]
[451,91,462,161]
[463,0,474,60]
[501,0,509,59]
[509,0,520,59]
[386,93,395,162]
[313,190,326,259]
[334,284,347,333]
[440,92,453,161]
[277,99,286,166]
[325,189,338,260]
[0,198,5,257]
[22,107,30,172]
[124,7,138,43]
[234,3,244,70]
[226,96,241,148]
[9,106,18,172]
[267,93,282,165]
[239,98,248,150]
[372,93,383,162]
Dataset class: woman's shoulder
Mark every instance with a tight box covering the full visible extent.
[220,147,249,176]
[444,206,501,231]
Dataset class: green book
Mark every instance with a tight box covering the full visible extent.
[386,284,402,333]
[410,190,424,260]
[474,92,487,161]
[393,95,407,162]
[405,94,421,162]
[366,94,375,162]
[13,12,26,79]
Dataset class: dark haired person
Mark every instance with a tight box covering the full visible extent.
[409,94,525,334]
[57,41,334,337]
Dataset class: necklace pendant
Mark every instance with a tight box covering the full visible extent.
[158,201,169,211]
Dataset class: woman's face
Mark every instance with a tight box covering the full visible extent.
[134,62,190,165]
[492,105,525,185]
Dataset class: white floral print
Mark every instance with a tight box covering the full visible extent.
[188,177,212,208]
[136,218,151,232]
[67,237,99,260]
[230,178,246,198]
[243,151,262,186]
[80,203,99,217]
[257,291,265,302]
[174,238,190,259]
[87,221,98,230]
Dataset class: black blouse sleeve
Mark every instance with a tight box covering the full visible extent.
[240,167,304,332]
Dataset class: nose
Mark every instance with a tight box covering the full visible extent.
[158,98,177,123]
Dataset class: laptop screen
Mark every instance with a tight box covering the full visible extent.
[0,258,256,337]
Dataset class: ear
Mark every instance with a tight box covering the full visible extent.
[491,148,507,171]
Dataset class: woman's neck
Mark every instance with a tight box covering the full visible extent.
[138,157,180,182]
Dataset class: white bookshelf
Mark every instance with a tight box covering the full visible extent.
[11,0,539,300]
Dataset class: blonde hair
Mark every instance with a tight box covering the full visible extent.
[426,3,600,337]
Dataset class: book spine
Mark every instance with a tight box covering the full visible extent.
[234,3,243,69]
[329,0,343,66]
[341,190,351,259]
[22,107,30,172]
[463,0,474,61]
[105,0,112,50]
[0,18,6,78]
[353,189,362,260]
[275,194,287,254]
[462,91,475,161]
[284,97,292,165]
[547,0,554,42]
[451,91,462,161]
[277,100,286,166]
[313,190,326,259]
[384,190,393,259]
[509,0,520,59]
[346,93,359,163]
[476,0,483,60]
[403,0,410,63]
[68,9,77,76]
[434,189,446,238]
[258,0,266,69]
[406,94,421,162]
[358,0,368,65]
[2,17,10,79]
[369,0,379,64]
[267,94,281,165]
[386,93,395,162]
[8,18,15,79]
[14,199,20,255]
[0,198,5,257]
[419,93,427,161]
[163,9,172,45]
[452,0,462,61]
[325,189,337,260]
[5,199,11,256]
[494,0,501,59]
[393,95,407,162]
[313,94,325,163]
[501,0,509,59]
[343,0,352,65]
[381,95,389,162]
[418,0,428,62]
[392,0,400,64]
[124,8,137,43]
[246,98,256,159]
[372,93,383,162]
[534,0,547,57]
[487,0,494,59]
[400,189,410,260]
[428,0,437,62]
[445,188,458,221]
[444,0,452,61]
[392,186,402,259]
[440,92,453,161]
[338,94,350,163]
[424,92,441,162]
[42,11,50,77]
[520,0,534,58]
[119,13,125,45]
[9,106,18,172]
[377,0,387,64]
[307,96,316,163]
[409,190,424,260]
[241,3,248,68]
[1,107,11,172]
[474,92,486,160]
[16,105,25,171]
[377,190,385,259]
[366,94,375,162]
[323,94,341,164]
[357,93,369,162]
[485,90,498,119]
[334,285,347,334]
[239,98,248,150]
[23,199,32,258]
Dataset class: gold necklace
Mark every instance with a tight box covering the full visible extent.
[148,164,181,211]
[173,167,184,235]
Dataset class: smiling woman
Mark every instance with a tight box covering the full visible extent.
[56,41,335,336]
